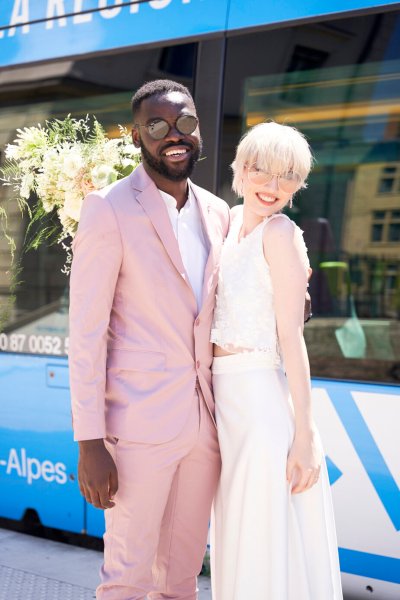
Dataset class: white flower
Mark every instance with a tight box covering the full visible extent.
[14,126,48,158]
[42,197,58,213]
[5,144,20,160]
[36,150,63,209]
[1,115,142,271]
[63,190,83,222]
[97,139,120,165]
[121,157,136,169]
[59,177,77,192]
[122,143,140,156]
[61,146,84,177]
[20,172,34,199]
[91,164,117,189]
[58,206,77,237]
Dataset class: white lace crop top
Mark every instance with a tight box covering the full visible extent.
[211,208,310,362]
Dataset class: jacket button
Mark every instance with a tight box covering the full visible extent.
[196,360,200,368]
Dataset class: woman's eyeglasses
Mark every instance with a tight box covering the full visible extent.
[247,165,302,193]
[134,114,198,140]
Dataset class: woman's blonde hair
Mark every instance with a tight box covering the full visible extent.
[231,121,313,196]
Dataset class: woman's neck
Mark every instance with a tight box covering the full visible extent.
[240,206,265,238]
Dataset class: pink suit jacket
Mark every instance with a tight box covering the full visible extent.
[69,164,230,443]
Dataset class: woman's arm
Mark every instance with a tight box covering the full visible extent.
[263,217,321,494]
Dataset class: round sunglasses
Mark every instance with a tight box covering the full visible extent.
[247,165,303,193]
[134,114,198,140]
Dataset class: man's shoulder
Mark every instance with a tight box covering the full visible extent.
[92,173,133,201]
[79,174,137,231]
[83,170,142,217]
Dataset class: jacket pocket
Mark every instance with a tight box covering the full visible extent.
[107,349,166,372]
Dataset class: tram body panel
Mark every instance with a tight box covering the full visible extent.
[0,353,83,533]
[313,381,400,596]
[2,352,399,596]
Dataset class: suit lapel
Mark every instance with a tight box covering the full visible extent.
[190,182,222,309]
[131,167,194,296]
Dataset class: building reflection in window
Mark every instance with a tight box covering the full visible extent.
[240,52,400,382]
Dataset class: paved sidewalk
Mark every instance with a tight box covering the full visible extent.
[0,528,212,600]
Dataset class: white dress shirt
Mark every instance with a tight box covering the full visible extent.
[159,187,209,312]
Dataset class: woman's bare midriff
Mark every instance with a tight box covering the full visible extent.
[213,344,248,357]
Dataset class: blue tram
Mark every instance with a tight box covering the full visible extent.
[0,1,399,597]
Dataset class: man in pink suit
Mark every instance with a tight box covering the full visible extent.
[69,79,230,599]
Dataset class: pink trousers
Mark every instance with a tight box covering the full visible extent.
[97,388,221,600]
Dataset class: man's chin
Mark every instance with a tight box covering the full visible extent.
[140,146,198,182]
[165,168,193,182]
[158,159,195,182]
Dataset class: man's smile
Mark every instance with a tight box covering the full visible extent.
[162,145,191,162]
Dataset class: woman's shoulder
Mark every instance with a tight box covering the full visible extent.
[264,213,308,238]
[263,213,310,264]
[263,212,295,237]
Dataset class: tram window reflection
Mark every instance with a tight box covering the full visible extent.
[219,10,400,383]
[0,42,196,356]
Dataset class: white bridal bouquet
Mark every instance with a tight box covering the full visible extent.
[1,115,141,268]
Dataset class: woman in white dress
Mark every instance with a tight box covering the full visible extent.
[210,122,343,599]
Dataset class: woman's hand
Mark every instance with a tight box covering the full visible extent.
[287,426,321,494]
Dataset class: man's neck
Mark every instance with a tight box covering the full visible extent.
[143,163,188,211]
[158,181,188,211]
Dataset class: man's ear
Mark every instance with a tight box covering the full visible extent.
[132,127,140,148]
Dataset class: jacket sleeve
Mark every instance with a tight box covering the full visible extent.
[68,192,123,441]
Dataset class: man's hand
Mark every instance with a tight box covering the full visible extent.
[78,439,118,509]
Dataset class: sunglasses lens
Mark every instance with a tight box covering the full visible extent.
[279,173,302,192]
[248,167,302,192]
[176,115,198,135]
[145,116,197,139]
[248,169,270,186]
[148,120,169,140]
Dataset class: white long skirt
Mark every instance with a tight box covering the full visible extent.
[210,353,343,600]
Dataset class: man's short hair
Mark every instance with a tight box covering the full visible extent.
[131,79,194,120]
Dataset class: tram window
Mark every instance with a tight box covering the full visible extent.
[158,43,196,78]
[219,9,400,384]
[0,42,196,357]
[286,45,329,72]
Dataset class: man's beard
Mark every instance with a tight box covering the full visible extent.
[140,137,202,182]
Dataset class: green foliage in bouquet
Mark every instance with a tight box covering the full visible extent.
[1,114,141,265]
